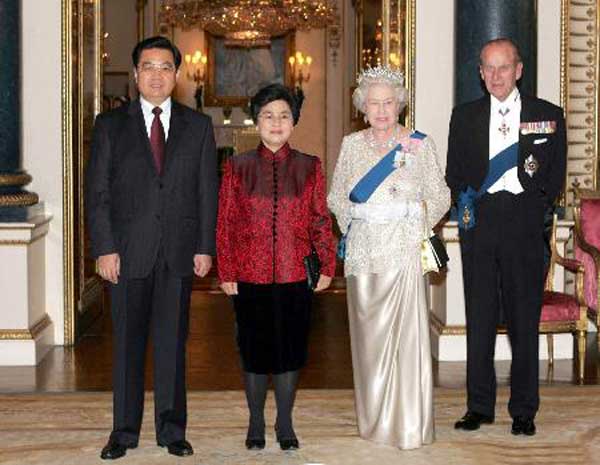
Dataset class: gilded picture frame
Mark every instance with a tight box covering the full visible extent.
[204,32,295,107]
[354,0,415,128]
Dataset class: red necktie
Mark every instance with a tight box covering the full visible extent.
[150,107,165,174]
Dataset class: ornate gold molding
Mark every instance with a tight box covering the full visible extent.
[0,234,46,246]
[136,0,148,43]
[404,0,416,130]
[354,0,415,128]
[429,312,466,336]
[0,192,39,207]
[0,315,52,340]
[560,0,567,110]
[564,0,598,214]
[62,0,75,346]
[62,0,105,346]
[0,173,32,187]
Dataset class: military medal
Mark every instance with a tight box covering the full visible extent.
[520,120,557,135]
[498,107,510,137]
[524,154,539,177]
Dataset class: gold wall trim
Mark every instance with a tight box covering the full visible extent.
[564,0,598,214]
[560,0,567,110]
[137,0,148,42]
[62,0,75,346]
[0,192,39,207]
[429,312,466,336]
[0,234,46,246]
[405,0,416,130]
[0,315,52,341]
[62,0,106,345]
[0,173,32,187]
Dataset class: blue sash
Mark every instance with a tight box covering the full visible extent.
[338,131,427,258]
[349,131,427,203]
[457,142,518,230]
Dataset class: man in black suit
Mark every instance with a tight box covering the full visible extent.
[86,36,218,460]
[446,38,566,436]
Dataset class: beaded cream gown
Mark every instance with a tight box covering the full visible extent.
[328,129,450,450]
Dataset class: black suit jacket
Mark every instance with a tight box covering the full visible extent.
[446,94,567,208]
[85,99,218,278]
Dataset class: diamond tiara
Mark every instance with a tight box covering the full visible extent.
[357,66,405,87]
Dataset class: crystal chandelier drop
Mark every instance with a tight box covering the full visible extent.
[159,0,338,47]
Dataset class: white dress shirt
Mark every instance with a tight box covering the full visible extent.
[487,87,523,194]
[140,96,171,141]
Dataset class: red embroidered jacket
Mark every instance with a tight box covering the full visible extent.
[216,143,336,284]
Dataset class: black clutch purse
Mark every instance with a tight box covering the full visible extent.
[303,248,321,290]
[420,202,449,275]
[421,233,449,274]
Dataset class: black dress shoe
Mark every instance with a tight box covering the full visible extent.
[511,416,536,436]
[100,439,136,460]
[274,424,300,450]
[158,439,194,457]
[278,438,300,450]
[454,411,494,431]
[245,438,266,450]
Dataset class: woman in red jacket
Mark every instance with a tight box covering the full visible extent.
[216,84,336,451]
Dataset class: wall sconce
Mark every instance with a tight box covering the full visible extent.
[288,51,312,108]
[288,51,312,90]
[184,50,207,111]
[389,52,402,69]
[102,32,111,64]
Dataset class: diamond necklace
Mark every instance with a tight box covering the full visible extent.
[366,125,401,151]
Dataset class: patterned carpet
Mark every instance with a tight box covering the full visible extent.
[1,387,599,465]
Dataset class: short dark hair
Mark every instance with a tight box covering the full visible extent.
[132,36,182,70]
[250,84,301,125]
[480,37,522,64]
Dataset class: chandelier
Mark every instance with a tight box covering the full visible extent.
[159,0,338,47]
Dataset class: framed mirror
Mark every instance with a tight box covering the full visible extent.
[354,0,415,128]
[62,0,106,345]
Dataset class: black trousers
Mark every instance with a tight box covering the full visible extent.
[459,190,545,419]
[109,251,192,446]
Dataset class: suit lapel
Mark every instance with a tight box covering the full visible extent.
[474,96,491,187]
[518,94,534,187]
[519,94,533,162]
[163,101,189,176]
[128,99,159,179]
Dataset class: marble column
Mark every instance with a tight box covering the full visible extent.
[455,0,537,105]
[0,0,52,365]
[0,0,39,221]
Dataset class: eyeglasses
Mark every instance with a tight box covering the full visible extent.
[258,112,293,123]
[138,62,176,74]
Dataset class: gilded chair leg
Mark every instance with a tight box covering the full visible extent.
[547,334,554,366]
[577,330,586,383]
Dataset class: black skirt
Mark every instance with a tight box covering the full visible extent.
[232,281,312,374]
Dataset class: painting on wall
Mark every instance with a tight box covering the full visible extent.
[205,33,294,107]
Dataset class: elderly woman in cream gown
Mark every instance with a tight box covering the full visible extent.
[328,67,450,450]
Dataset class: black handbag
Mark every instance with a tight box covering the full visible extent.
[420,201,449,274]
[303,247,321,290]
[421,233,449,274]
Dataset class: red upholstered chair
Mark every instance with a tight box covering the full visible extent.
[573,188,600,331]
[540,213,587,382]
